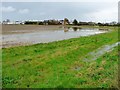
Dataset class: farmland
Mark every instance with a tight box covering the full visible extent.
[2,26,119,88]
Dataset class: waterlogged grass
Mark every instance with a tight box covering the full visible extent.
[2,27,118,88]
[75,46,118,88]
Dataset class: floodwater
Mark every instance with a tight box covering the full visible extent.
[1,26,108,48]
[83,42,119,62]
[72,42,119,71]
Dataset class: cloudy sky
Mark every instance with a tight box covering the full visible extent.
[1,1,119,23]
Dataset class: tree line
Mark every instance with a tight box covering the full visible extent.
[24,18,119,26]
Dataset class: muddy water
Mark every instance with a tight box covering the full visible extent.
[1,26,107,48]
[84,42,119,62]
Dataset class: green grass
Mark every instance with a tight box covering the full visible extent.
[2,26,118,88]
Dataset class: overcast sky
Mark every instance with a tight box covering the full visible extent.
[1,1,119,23]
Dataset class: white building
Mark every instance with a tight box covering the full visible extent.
[2,19,24,24]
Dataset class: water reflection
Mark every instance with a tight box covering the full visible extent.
[64,29,69,32]
[2,27,108,48]
[72,27,78,31]
[64,27,82,32]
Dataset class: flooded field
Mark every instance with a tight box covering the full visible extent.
[2,26,118,88]
[1,25,108,48]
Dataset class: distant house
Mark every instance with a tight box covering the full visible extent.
[2,19,24,24]
[79,22,88,25]
[109,22,117,26]
[59,20,64,25]
[14,21,20,24]
[2,19,10,24]
[44,20,49,25]
[14,21,24,24]
[88,22,96,26]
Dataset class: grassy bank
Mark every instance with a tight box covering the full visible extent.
[2,27,118,88]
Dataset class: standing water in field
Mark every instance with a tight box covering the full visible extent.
[83,42,119,62]
[1,26,108,48]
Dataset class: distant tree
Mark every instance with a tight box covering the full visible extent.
[118,23,120,26]
[47,20,61,25]
[64,18,70,25]
[98,22,103,26]
[6,19,10,22]
[72,27,78,31]
[73,19,78,25]
[38,21,44,25]
[104,23,109,26]
[24,21,38,25]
